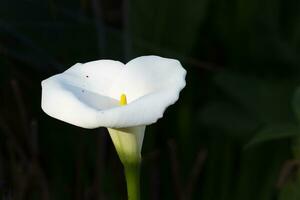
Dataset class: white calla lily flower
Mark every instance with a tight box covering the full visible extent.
[42,55,186,164]
[42,55,186,200]
[42,56,186,129]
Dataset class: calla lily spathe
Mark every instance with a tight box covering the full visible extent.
[41,55,186,129]
[42,55,186,200]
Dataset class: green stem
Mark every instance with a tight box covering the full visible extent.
[292,137,300,179]
[124,163,141,200]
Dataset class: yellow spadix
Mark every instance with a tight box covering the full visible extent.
[120,94,127,106]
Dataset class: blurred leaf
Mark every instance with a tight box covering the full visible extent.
[0,22,63,71]
[292,86,300,123]
[199,101,259,138]
[235,141,289,200]
[245,124,299,149]
[214,71,296,124]
[130,0,209,56]
[279,179,300,200]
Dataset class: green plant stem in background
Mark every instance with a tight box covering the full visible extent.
[124,163,141,200]
[278,136,300,200]
[292,137,300,158]
[292,137,300,178]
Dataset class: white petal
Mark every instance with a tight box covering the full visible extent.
[41,56,186,128]
[41,61,123,128]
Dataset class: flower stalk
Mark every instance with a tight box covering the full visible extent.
[108,127,145,200]
[108,94,143,200]
[124,163,141,200]
[108,127,142,200]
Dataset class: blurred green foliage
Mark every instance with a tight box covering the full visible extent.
[0,0,300,199]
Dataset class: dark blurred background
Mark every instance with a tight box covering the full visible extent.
[1,0,300,199]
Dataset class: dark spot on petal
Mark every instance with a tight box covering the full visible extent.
[81,90,85,93]
[86,75,89,78]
